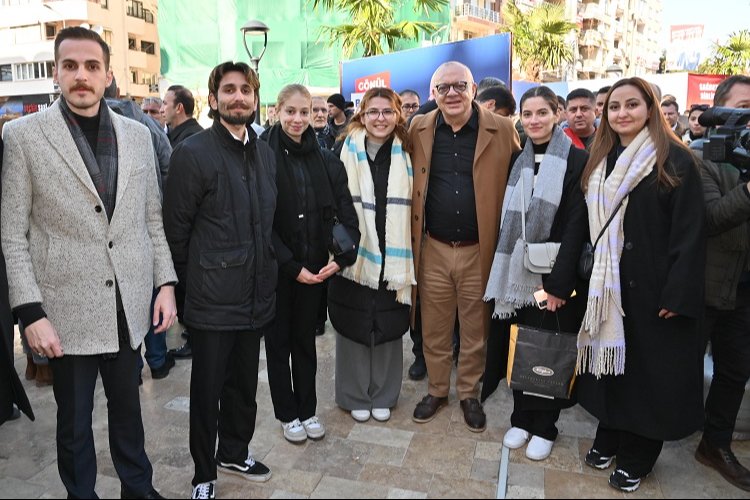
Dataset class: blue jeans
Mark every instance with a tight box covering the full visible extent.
[137,290,167,372]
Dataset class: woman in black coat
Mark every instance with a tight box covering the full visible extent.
[576,78,706,493]
[484,86,589,461]
[328,88,415,424]
[261,85,359,444]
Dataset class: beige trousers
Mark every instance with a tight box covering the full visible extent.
[419,236,488,400]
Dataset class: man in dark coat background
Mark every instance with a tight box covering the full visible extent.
[0,135,34,426]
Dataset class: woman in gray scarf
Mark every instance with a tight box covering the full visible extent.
[485,85,589,461]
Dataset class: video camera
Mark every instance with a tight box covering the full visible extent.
[698,107,750,169]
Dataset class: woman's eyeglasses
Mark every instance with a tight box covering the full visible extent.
[364,108,396,119]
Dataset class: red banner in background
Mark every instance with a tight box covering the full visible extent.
[687,74,728,107]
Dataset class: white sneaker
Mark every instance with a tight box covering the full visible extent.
[191,481,216,499]
[503,427,530,449]
[526,435,554,461]
[301,416,326,440]
[371,408,391,422]
[281,418,307,443]
[351,409,371,422]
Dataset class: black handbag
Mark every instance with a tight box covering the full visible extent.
[578,198,625,281]
[506,315,578,400]
[331,216,356,256]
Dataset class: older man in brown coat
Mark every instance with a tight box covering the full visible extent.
[409,61,520,432]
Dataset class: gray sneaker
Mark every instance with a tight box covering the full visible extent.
[282,418,307,443]
[301,416,326,440]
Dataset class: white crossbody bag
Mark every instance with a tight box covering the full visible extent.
[520,174,560,275]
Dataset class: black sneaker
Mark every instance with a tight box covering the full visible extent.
[150,354,175,380]
[608,468,642,492]
[584,447,615,470]
[169,342,192,359]
[191,481,215,499]
[217,455,272,483]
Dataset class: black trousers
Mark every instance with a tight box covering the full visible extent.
[265,278,323,422]
[410,298,424,360]
[510,391,562,441]
[593,424,663,478]
[703,301,750,448]
[189,328,262,486]
[49,312,153,499]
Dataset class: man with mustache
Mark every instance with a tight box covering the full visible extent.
[1,27,177,498]
[162,61,277,500]
[564,88,598,151]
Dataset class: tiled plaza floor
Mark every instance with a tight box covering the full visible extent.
[2,323,749,499]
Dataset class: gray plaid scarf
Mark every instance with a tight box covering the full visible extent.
[59,98,118,221]
[484,126,571,318]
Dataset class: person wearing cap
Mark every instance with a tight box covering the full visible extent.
[327,93,354,140]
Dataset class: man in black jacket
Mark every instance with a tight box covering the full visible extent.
[162,62,277,500]
[163,85,204,148]
[0,135,33,426]
[162,84,204,360]
[696,75,750,492]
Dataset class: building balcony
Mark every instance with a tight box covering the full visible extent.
[579,3,603,21]
[580,29,603,47]
[453,3,501,25]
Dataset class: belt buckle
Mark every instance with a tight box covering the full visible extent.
[450,240,461,248]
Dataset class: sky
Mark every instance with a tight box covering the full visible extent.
[660,0,749,45]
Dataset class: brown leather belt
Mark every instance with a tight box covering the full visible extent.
[427,232,479,248]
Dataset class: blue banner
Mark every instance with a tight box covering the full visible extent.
[341,34,512,106]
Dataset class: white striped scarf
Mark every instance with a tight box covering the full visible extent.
[578,126,656,378]
[339,129,416,305]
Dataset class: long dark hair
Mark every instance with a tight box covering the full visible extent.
[344,87,412,153]
[582,77,693,190]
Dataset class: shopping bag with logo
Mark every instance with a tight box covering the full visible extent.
[506,320,578,399]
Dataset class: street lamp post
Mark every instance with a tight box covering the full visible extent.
[240,20,269,125]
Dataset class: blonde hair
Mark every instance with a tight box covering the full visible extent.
[276,84,311,108]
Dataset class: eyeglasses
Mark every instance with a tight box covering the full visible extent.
[401,103,420,111]
[434,81,470,95]
[312,107,328,114]
[364,108,396,119]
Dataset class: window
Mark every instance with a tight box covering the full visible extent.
[144,9,154,23]
[128,37,136,50]
[103,29,113,46]
[100,0,108,8]
[127,0,144,19]
[0,64,12,82]
[141,41,155,55]
[131,70,138,84]
[45,23,56,40]
[14,61,53,81]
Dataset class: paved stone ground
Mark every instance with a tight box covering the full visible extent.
[2,323,749,499]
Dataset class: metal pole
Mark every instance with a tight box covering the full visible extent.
[250,58,261,125]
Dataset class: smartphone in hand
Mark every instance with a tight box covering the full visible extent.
[533,289,548,310]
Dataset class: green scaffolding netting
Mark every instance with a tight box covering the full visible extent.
[158,0,450,103]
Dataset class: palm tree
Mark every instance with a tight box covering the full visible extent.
[309,0,448,58]
[501,0,578,82]
[698,30,750,76]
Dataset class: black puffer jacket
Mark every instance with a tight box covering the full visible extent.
[163,121,278,331]
[328,138,411,346]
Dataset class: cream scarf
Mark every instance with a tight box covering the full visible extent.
[578,127,656,378]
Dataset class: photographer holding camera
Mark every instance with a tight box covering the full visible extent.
[696,75,750,492]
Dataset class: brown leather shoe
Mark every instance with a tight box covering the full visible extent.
[25,354,37,381]
[695,438,750,491]
[460,398,487,433]
[412,395,448,423]
[35,364,53,387]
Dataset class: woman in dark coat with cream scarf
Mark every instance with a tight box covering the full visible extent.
[575,77,706,493]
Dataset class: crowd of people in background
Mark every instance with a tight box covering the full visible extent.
[2,26,750,500]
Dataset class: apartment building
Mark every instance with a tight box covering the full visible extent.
[450,0,503,41]
[0,0,160,127]
[575,0,663,79]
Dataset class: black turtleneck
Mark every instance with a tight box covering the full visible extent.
[70,109,100,153]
